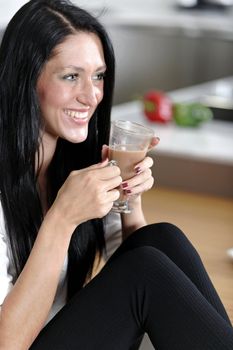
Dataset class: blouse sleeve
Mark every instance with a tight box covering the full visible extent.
[104,211,122,259]
[0,200,13,305]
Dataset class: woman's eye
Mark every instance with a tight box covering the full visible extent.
[92,72,106,81]
[63,74,78,81]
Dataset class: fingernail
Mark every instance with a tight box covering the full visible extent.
[126,189,132,194]
[122,182,128,188]
[135,166,141,174]
[156,136,160,141]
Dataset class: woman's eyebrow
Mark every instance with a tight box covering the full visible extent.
[62,65,107,72]
[95,65,107,71]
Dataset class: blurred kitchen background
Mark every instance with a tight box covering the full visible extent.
[2,0,232,197]
[1,1,233,349]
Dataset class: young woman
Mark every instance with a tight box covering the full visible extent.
[0,1,232,349]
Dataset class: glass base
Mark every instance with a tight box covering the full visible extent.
[111,200,131,214]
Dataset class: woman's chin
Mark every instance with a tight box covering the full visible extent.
[64,127,88,144]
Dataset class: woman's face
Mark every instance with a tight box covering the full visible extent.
[37,32,106,144]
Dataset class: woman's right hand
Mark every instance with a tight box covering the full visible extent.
[49,159,121,232]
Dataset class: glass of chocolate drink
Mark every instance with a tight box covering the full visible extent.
[109,120,154,213]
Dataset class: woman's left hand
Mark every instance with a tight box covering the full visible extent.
[124,135,159,200]
[122,156,154,202]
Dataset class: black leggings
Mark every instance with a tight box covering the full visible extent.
[30,223,233,349]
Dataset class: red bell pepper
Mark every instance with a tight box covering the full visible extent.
[143,90,173,123]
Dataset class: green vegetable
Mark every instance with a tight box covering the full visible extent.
[173,103,213,127]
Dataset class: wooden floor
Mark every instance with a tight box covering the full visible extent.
[142,186,233,324]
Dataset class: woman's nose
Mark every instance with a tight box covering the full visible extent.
[77,80,99,107]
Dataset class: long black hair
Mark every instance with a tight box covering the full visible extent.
[0,0,115,299]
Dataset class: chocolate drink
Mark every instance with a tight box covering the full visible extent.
[109,145,147,181]
[109,120,153,213]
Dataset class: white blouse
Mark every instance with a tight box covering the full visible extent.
[0,200,122,323]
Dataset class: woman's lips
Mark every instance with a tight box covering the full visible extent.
[64,108,89,121]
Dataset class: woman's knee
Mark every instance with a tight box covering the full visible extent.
[109,245,171,280]
[131,222,201,264]
[111,222,200,270]
[141,222,194,248]
[144,222,186,240]
[126,222,188,249]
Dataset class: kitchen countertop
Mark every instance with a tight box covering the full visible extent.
[111,76,233,166]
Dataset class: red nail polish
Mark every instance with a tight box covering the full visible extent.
[122,182,128,188]
[135,167,141,174]
[126,189,132,194]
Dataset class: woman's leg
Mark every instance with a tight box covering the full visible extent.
[110,222,231,325]
[30,224,233,350]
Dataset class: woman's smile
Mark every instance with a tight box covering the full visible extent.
[64,108,90,120]
[63,108,89,125]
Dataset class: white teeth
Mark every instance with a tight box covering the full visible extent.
[64,109,88,120]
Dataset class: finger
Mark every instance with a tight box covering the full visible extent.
[127,176,154,196]
[103,175,122,192]
[123,168,152,189]
[79,159,109,172]
[92,158,109,169]
[109,188,120,201]
[99,189,120,217]
[135,168,152,187]
[134,156,154,175]
[103,188,120,203]
[148,136,160,150]
[101,144,109,161]
[79,159,120,179]
[98,163,121,180]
